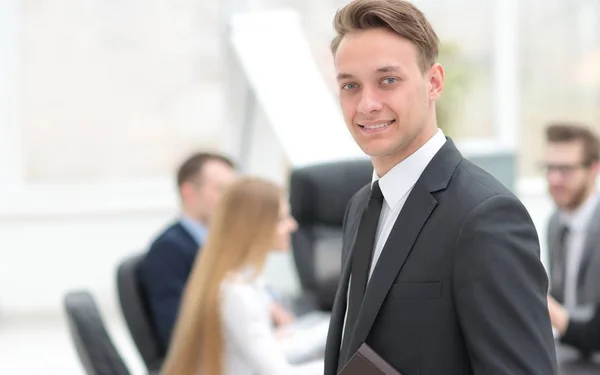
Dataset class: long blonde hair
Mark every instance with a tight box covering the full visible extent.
[161,177,283,375]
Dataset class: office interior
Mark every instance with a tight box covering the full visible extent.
[1,0,600,374]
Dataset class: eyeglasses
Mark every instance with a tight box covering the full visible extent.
[540,162,591,176]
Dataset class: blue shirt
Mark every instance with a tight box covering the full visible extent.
[178,214,280,302]
[178,214,208,246]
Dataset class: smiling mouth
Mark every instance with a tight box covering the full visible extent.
[358,120,395,130]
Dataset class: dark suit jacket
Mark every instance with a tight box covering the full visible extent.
[138,222,199,351]
[325,140,557,375]
[548,200,600,356]
[548,200,600,306]
[562,304,600,354]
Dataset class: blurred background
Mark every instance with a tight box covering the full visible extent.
[0,0,599,373]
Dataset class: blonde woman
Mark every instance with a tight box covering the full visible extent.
[162,177,324,375]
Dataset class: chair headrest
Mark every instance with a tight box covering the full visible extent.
[289,159,372,226]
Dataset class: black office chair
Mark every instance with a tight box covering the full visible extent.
[289,158,372,311]
[117,254,165,373]
[63,290,131,375]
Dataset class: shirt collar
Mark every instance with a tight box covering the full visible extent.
[560,192,599,233]
[179,214,208,246]
[371,129,447,209]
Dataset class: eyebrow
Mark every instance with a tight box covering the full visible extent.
[376,65,403,73]
[336,65,404,81]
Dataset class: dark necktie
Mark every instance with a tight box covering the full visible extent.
[339,180,384,365]
[553,224,570,302]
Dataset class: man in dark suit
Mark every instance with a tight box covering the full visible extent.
[543,124,600,356]
[139,152,294,351]
[325,1,557,374]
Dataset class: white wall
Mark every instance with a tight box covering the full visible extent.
[0,0,22,185]
[0,181,176,315]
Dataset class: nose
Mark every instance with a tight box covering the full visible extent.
[547,169,565,186]
[357,88,383,114]
[290,218,298,232]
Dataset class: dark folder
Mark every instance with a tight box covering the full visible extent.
[338,343,402,375]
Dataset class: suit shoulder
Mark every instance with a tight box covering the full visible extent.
[452,158,517,204]
[139,222,198,277]
[146,222,194,257]
[446,160,539,232]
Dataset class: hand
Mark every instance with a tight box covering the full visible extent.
[270,302,295,327]
[275,326,294,340]
[547,295,569,336]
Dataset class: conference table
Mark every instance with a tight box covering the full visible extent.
[557,344,600,374]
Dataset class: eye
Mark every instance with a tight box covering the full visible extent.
[341,82,358,90]
[381,77,398,85]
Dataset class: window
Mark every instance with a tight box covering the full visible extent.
[21,1,225,183]
[519,0,600,177]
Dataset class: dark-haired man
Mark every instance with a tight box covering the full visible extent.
[139,152,294,351]
[544,124,600,356]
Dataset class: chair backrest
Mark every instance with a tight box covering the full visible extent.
[63,290,131,375]
[289,158,372,310]
[117,253,165,372]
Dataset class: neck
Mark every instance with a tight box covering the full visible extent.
[580,185,597,207]
[372,124,438,177]
[182,208,205,226]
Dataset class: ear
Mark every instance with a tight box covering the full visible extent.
[179,182,193,202]
[428,63,445,101]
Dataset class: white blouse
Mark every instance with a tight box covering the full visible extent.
[217,274,326,375]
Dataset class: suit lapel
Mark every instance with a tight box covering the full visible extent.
[346,138,463,356]
[348,182,437,355]
[547,214,560,265]
[547,214,564,297]
[576,201,600,292]
[324,245,352,375]
[324,191,369,375]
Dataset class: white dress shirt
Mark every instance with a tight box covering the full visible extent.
[560,192,599,319]
[368,129,447,278]
[342,129,446,338]
[217,272,325,375]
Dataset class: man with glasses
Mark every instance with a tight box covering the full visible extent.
[544,123,600,355]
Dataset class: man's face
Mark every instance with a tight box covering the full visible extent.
[545,141,598,210]
[183,160,236,223]
[334,28,443,164]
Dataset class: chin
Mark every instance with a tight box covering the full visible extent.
[360,145,398,158]
[356,137,397,154]
[554,199,570,210]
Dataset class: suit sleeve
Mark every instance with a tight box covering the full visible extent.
[453,195,558,375]
[562,305,600,353]
[138,238,193,350]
